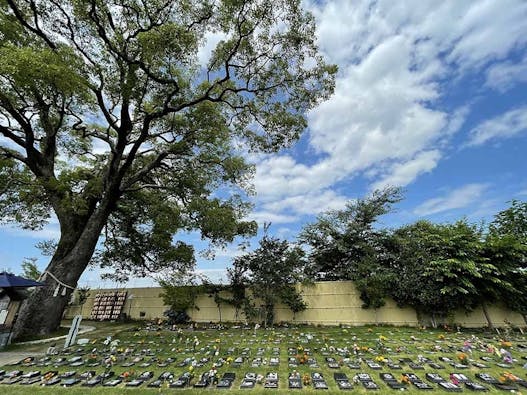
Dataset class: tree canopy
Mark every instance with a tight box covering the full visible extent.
[0,0,336,338]
[230,232,308,326]
[299,193,527,326]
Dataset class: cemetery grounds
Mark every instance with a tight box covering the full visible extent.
[1,321,527,394]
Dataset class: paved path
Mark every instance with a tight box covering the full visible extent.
[0,325,96,366]
[20,325,96,345]
[0,351,45,366]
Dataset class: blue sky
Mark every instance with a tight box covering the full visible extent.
[1,0,527,287]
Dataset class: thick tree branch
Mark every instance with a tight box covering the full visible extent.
[0,146,28,164]
[0,124,26,148]
[6,0,57,50]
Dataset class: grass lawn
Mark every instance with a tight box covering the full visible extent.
[1,321,526,394]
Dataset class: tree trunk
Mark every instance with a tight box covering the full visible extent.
[481,301,494,330]
[11,255,87,340]
[12,207,109,340]
[431,312,437,328]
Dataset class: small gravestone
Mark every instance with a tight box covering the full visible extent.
[413,381,434,390]
[104,379,122,387]
[61,378,80,386]
[465,382,489,391]
[425,373,445,383]
[362,380,379,390]
[439,382,462,392]
[288,378,302,389]
[475,373,498,384]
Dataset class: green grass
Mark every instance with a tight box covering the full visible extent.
[1,322,526,394]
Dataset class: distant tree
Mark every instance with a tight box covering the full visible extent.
[225,264,249,321]
[490,200,527,240]
[278,284,308,320]
[159,271,207,314]
[0,0,336,339]
[486,201,527,324]
[389,220,507,328]
[20,257,41,280]
[299,187,402,307]
[231,233,308,326]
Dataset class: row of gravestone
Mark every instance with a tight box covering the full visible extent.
[1,369,527,391]
[15,351,527,371]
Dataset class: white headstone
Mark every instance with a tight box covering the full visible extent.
[64,315,82,348]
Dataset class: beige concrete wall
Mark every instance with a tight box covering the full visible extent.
[64,281,526,328]
[452,304,525,328]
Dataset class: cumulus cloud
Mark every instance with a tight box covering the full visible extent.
[248,211,298,226]
[414,183,489,216]
[467,106,527,146]
[262,189,348,216]
[371,150,441,191]
[486,56,527,92]
[253,0,526,222]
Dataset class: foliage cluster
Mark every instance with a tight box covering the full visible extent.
[299,189,527,327]
[0,0,336,337]
[160,232,309,325]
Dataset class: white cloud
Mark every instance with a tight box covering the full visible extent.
[414,183,489,216]
[248,211,298,225]
[443,0,527,70]
[467,106,527,146]
[0,214,60,240]
[444,106,470,138]
[486,56,527,92]
[371,150,441,191]
[251,0,527,225]
[212,245,247,259]
[197,31,227,66]
[262,190,348,216]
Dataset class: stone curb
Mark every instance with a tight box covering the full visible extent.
[16,325,96,345]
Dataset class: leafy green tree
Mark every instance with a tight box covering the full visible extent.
[159,271,207,315]
[224,264,248,321]
[299,187,402,307]
[486,201,527,323]
[231,234,308,326]
[490,200,527,240]
[0,0,335,338]
[389,220,508,328]
[20,257,41,280]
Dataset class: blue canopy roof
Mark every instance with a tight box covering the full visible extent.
[0,272,45,288]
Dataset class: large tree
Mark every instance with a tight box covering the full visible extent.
[0,0,336,338]
[389,219,512,328]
